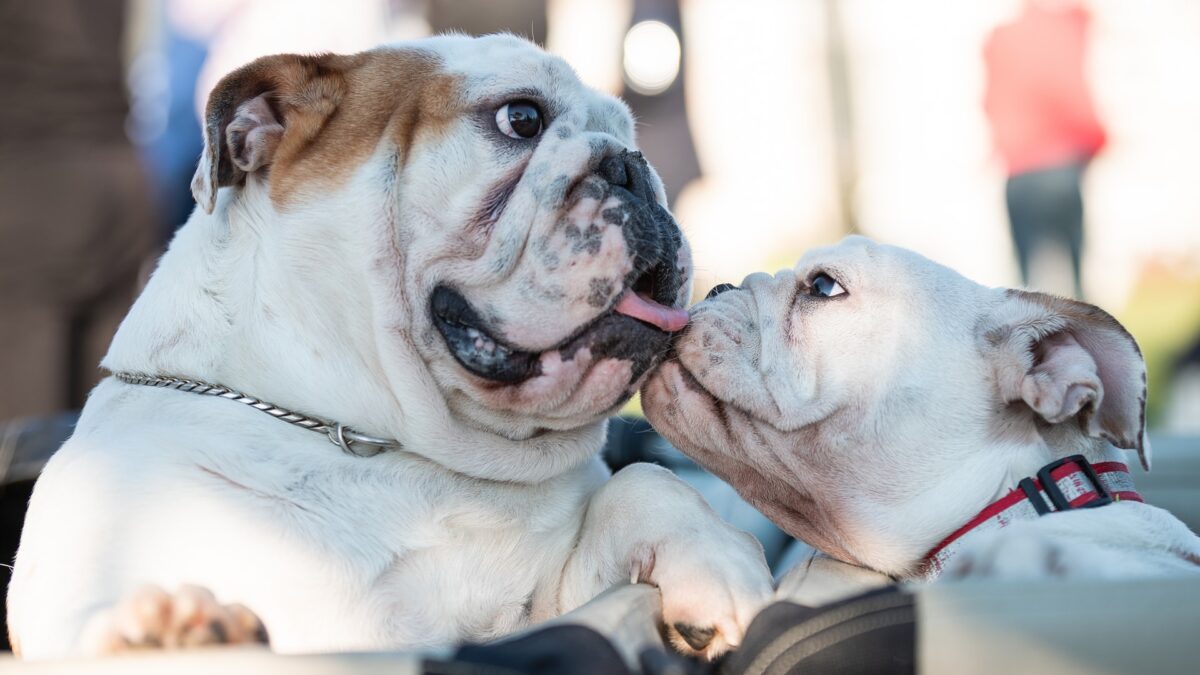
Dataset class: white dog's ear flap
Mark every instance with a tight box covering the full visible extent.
[191,53,342,214]
[987,290,1149,469]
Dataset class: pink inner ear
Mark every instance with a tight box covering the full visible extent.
[992,290,1149,468]
[1071,325,1150,468]
[1020,332,1102,425]
[226,95,284,174]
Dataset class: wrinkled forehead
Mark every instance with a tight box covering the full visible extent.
[794,236,986,307]
[413,34,635,143]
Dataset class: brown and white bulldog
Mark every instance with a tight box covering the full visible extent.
[644,236,1200,586]
[7,35,770,660]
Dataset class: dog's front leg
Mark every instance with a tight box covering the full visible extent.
[559,463,772,660]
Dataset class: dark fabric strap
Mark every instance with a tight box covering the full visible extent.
[433,624,634,675]
[425,589,915,675]
[720,588,915,675]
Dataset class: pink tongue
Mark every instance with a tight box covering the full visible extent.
[613,290,689,332]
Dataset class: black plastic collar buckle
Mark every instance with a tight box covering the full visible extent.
[1018,454,1113,516]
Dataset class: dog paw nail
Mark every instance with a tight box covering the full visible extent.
[672,622,716,651]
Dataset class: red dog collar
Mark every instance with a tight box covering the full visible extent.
[921,455,1142,579]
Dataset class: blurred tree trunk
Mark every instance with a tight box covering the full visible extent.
[621,0,700,205]
[427,0,548,45]
[823,0,858,234]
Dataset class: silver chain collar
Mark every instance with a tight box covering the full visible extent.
[112,372,401,457]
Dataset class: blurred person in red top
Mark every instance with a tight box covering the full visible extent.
[984,0,1107,300]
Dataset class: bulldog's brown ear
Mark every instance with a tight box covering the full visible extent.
[986,290,1149,469]
[191,53,344,214]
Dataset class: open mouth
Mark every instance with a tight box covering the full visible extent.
[432,280,688,385]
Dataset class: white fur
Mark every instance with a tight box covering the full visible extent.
[644,235,1200,583]
[8,35,770,659]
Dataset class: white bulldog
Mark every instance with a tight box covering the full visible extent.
[643,236,1200,584]
[7,35,770,660]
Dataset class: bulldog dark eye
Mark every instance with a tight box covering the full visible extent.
[495,100,542,139]
[810,273,846,298]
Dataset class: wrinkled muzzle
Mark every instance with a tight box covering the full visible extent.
[432,150,689,387]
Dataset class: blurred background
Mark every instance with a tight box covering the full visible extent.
[1,0,1199,644]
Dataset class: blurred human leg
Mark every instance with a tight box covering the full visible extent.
[1004,162,1085,299]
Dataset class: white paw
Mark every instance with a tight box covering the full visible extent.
[80,584,268,654]
[634,527,773,660]
[941,527,1110,581]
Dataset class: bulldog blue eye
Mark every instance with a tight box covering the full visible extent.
[810,273,846,298]
[496,100,542,139]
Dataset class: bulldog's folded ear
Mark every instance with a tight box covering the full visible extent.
[986,289,1149,469]
[191,53,344,214]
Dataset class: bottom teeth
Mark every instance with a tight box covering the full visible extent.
[460,329,509,364]
[432,285,539,383]
[466,327,501,354]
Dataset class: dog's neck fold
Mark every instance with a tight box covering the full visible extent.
[825,421,1135,579]
[103,186,603,484]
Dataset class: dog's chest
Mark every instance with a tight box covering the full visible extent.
[37,392,597,653]
[233,455,587,650]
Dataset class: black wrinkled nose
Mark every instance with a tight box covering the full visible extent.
[599,149,684,308]
[706,283,738,300]
[599,149,655,202]
[599,153,628,188]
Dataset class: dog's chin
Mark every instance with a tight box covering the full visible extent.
[642,358,723,445]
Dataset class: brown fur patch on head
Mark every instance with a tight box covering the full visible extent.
[270,50,461,207]
[194,49,463,212]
